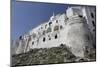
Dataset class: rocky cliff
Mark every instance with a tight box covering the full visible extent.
[12,45,96,67]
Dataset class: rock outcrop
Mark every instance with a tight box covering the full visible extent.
[12,45,96,67]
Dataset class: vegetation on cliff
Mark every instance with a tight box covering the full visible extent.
[12,45,96,67]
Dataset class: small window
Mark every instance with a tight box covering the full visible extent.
[65,18,69,22]
[49,22,52,26]
[91,13,94,18]
[92,21,95,26]
[19,36,22,40]
[60,25,63,29]
[46,27,51,33]
[56,20,58,23]
[43,37,45,42]
[54,25,59,31]
[32,41,34,45]
[66,18,69,20]
[60,43,65,47]
[55,34,57,39]
[49,38,51,40]
[79,15,82,18]
[43,30,45,35]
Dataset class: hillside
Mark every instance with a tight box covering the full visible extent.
[12,45,96,67]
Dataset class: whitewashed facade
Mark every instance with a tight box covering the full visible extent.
[13,6,96,58]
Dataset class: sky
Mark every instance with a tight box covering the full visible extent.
[11,0,68,40]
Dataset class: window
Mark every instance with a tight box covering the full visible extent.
[55,34,57,39]
[78,15,82,18]
[46,27,51,33]
[19,36,22,40]
[56,20,58,23]
[43,30,45,35]
[54,25,59,31]
[49,38,51,40]
[91,12,94,18]
[32,41,34,45]
[43,37,45,42]
[49,22,52,26]
[65,18,69,22]
[60,43,65,47]
[92,21,95,26]
[60,25,63,29]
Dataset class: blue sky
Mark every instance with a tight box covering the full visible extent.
[11,1,68,40]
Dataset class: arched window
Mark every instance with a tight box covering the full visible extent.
[60,25,63,29]
[46,27,51,33]
[78,15,82,18]
[19,36,22,40]
[32,41,34,45]
[43,37,45,42]
[43,30,45,35]
[56,20,58,23]
[49,22,52,26]
[91,12,94,18]
[92,21,95,26]
[60,43,65,47]
[54,25,59,31]
[49,38,51,40]
[55,34,57,39]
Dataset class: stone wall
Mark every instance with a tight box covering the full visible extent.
[13,6,96,58]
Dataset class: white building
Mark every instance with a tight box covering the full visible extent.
[13,6,96,58]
